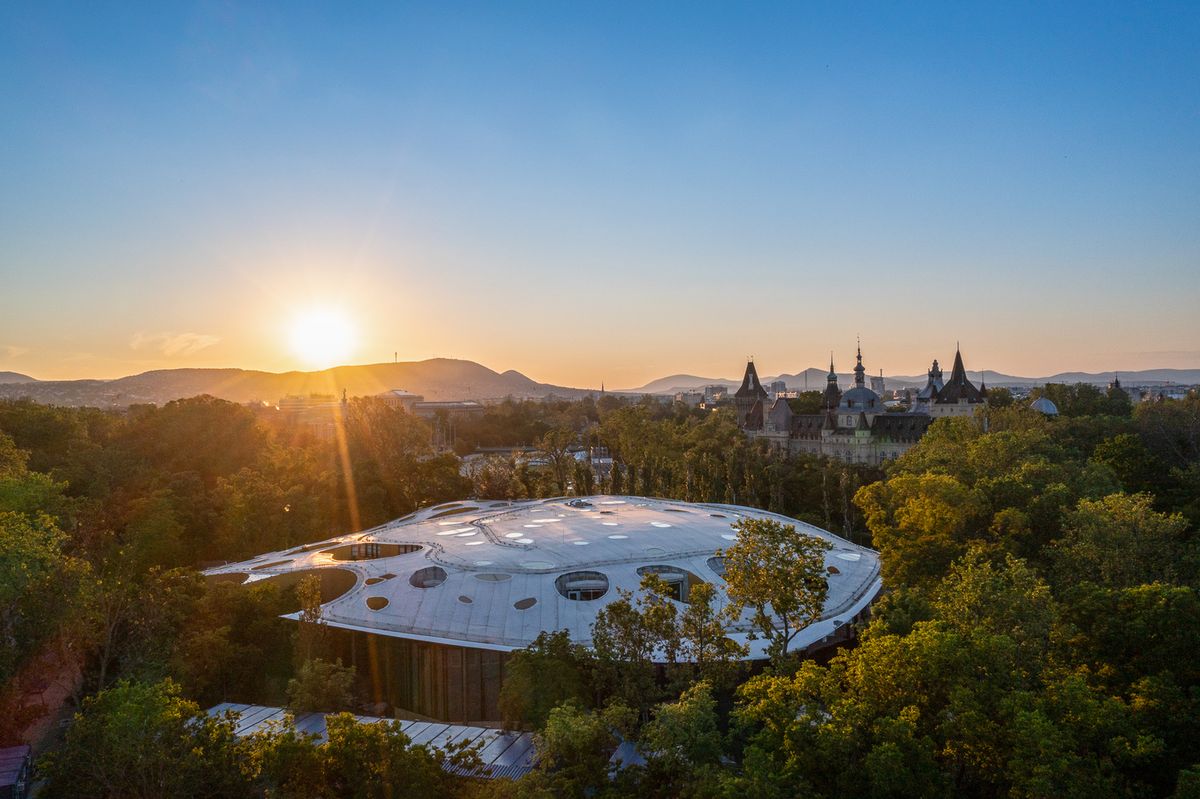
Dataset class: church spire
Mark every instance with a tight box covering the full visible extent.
[823,354,842,410]
[853,339,866,387]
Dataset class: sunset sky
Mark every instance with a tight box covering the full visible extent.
[2,2,1198,388]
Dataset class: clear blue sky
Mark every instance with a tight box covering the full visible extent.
[2,1,1197,386]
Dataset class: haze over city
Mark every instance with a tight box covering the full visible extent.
[2,2,1198,388]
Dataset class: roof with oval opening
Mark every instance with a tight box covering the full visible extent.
[203,496,881,659]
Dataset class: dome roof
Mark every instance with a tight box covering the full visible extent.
[839,385,881,410]
[204,496,881,660]
[1030,397,1059,416]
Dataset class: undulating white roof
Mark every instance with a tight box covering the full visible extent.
[204,496,881,659]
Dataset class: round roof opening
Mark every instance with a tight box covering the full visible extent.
[638,564,706,603]
[409,566,448,588]
[555,570,609,601]
[474,573,512,582]
[513,597,537,610]
[706,556,726,578]
[324,542,421,561]
[366,596,389,611]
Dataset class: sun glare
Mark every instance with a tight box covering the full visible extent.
[288,308,356,368]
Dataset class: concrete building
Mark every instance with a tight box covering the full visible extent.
[205,496,881,722]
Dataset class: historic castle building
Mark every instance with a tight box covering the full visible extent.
[736,346,987,466]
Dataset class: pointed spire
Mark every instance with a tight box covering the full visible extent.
[853,340,866,387]
[950,346,967,385]
[735,359,767,399]
[823,353,842,410]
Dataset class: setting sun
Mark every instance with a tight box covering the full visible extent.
[288,308,356,368]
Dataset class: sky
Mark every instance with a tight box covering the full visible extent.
[1,1,1198,389]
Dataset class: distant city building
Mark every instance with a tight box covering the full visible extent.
[411,400,486,420]
[738,345,988,466]
[276,393,346,441]
[411,400,486,449]
[769,380,788,397]
[377,388,424,413]
[277,393,340,413]
[703,385,728,403]
[870,371,885,394]
[674,391,704,408]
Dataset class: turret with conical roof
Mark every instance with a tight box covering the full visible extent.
[822,355,842,410]
[734,359,769,429]
[933,345,985,407]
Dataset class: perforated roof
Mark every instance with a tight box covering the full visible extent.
[204,496,881,658]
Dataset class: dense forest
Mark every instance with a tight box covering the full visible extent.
[2,385,1199,797]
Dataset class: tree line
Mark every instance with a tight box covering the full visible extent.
[1,387,1199,797]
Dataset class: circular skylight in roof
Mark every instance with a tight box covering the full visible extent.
[530,518,559,523]
[555,571,609,601]
[456,530,478,537]
[513,597,537,610]
[409,566,447,588]
[464,541,485,546]
[607,534,628,540]
[599,500,626,505]
[516,538,534,544]
[651,522,672,528]
[473,560,493,566]
[366,596,389,611]
[458,595,473,604]
[571,540,589,546]
[437,528,468,536]
[474,573,511,582]
[523,524,542,528]
[602,522,619,526]
[721,534,737,541]
[836,552,862,561]
[505,532,523,539]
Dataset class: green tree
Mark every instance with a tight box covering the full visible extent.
[518,701,623,799]
[1051,493,1193,589]
[39,679,254,799]
[856,472,989,590]
[499,630,593,729]
[720,517,831,663]
[679,581,746,687]
[0,510,89,733]
[287,658,357,712]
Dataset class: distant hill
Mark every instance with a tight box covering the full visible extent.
[631,374,739,394]
[0,371,37,385]
[631,367,1200,394]
[0,359,597,408]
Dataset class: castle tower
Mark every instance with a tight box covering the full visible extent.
[734,359,768,429]
[822,355,842,410]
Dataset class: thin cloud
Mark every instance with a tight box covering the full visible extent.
[2,345,29,358]
[129,331,221,357]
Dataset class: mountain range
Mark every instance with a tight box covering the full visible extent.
[1,360,1196,409]
[0,360,596,408]
[628,368,1200,395]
